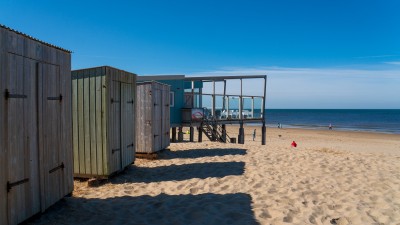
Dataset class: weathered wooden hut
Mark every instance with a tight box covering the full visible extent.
[72,66,137,178]
[0,25,73,225]
[136,81,170,153]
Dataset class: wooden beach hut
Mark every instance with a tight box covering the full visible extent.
[0,25,73,225]
[72,66,137,178]
[136,81,170,154]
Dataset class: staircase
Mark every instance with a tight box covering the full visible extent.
[200,118,231,143]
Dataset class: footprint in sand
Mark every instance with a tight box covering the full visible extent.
[259,209,272,219]
[283,214,293,223]
[309,215,317,224]
[328,204,342,210]
[220,185,229,191]
[253,182,263,189]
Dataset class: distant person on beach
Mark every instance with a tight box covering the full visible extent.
[252,129,256,141]
[329,123,332,130]
[278,123,282,129]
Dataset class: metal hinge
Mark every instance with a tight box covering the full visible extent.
[4,89,27,99]
[49,162,64,174]
[127,143,134,148]
[111,98,120,103]
[112,148,121,154]
[154,134,159,138]
[47,94,63,102]
[7,178,29,192]
[127,100,134,104]
[154,103,158,106]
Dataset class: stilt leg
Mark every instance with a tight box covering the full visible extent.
[238,122,245,144]
[172,127,177,143]
[190,127,194,142]
[261,122,266,145]
[198,126,203,142]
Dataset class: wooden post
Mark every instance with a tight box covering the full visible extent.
[190,127,194,142]
[238,122,245,144]
[239,79,243,120]
[262,122,266,145]
[212,124,217,141]
[251,97,254,118]
[199,87,203,108]
[222,80,226,111]
[191,81,195,108]
[212,80,215,117]
[172,127,177,143]
[222,124,227,143]
[178,127,183,142]
[198,126,203,142]
[227,97,230,119]
[262,76,267,145]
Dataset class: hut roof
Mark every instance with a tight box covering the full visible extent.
[0,24,72,53]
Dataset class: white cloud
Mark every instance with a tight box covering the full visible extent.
[385,61,400,65]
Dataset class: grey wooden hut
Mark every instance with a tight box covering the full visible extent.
[136,81,170,153]
[72,66,137,178]
[0,25,73,225]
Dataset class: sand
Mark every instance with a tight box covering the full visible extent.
[28,127,400,225]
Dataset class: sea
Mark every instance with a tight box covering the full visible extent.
[250,109,400,134]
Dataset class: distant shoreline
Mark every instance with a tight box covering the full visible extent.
[232,123,400,135]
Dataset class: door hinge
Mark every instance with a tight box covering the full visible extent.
[7,178,29,192]
[127,100,134,104]
[127,143,134,148]
[112,148,121,154]
[49,162,64,174]
[47,94,63,102]
[4,89,27,99]
[111,98,120,103]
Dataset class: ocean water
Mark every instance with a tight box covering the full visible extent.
[253,109,400,134]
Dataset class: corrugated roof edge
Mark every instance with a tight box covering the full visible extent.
[0,24,72,53]
[72,65,138,75]
[137,75,185,81]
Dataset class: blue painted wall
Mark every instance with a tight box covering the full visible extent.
[154,79,203,127]
[156,79,185,127]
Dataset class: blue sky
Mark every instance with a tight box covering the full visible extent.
[1,0,399,109]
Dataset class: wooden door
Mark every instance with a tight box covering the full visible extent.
[162,86,170,148]
[39,63,65,210]
[121,83,134,166]
[110,81,122,172]
[142,85,153,152]
[153,86,162,151]
[5,54,40,224]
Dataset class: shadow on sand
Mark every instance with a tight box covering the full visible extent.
[112,161,245,184]
[28,193,259,225]
[159,148,247,160]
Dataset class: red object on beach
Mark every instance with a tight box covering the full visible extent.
[291,141,297,147]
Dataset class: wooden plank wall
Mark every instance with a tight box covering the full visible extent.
[106,67,136,173]
[162,84,171,149]
[0,27,7,225]
[72,66,136,178]
[153,84,162,152]
[136,82,170,153]
[0,27,72,225]
[72,67,108,177]
[136,83,152,153]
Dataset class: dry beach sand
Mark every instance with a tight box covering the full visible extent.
[28,127,400,225]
